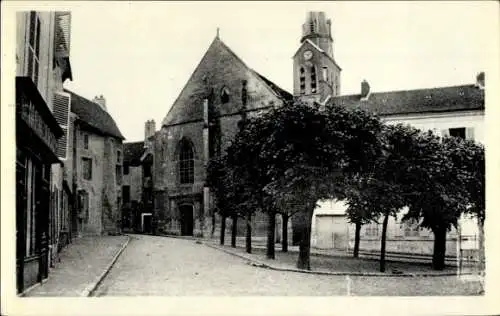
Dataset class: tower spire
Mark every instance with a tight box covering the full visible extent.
[216,27,220,39]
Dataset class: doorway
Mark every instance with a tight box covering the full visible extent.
[179,205,194,236]
[142,213,153,234]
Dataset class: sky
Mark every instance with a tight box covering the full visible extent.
[51,1,497,142]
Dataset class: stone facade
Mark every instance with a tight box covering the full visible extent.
[293,11,341,104]
[153,35,289,238]
[65,90,125,236]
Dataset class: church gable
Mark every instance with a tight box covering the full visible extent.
[162,37,291,127]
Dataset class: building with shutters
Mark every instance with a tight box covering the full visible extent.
[15,10,73,294]
[143,11,484,256]
[62,91,125,237]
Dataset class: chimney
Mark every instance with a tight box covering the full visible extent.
[361,80,370,99]
[144,119,156,142]
[93,95,107,111]
[476,72,485,89]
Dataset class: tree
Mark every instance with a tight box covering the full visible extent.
[206,154,237,246]
[228,100,384,270]
[342,125,408,271]
[343,174,378,258]
[227,115,279,258]
[443,136,485,270]
[273,199,302,253]
[399,127,467,270]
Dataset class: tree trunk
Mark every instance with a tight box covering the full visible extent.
[211,213,216,239]
[297,209,313,270]
[353,221,361,258]
[231,214,238,248]
[246,213,252,254]
[478,219,485,272]
[266,212,276,259]
[220,215,226,245]
[432,226,447,270]
[282,213,289,252]
[380,213,389,272]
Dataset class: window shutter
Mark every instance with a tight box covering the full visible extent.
[466,127,475,141]
[53,92,71,159]
[54,12,71,58]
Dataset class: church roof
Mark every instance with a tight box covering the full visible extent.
[326,84,484,116]
[123,141,146,166]
[253,72,293,102]
[65,89,125,140]
[162,36,292,127]
[292,38,342,71]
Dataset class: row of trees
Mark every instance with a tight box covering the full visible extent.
[208,99,485,271]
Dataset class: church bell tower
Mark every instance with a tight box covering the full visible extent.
[293,11,341,104]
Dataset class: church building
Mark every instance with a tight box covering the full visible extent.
[150,30,293,238]
[147,11,484,258]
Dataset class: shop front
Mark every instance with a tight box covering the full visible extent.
[16,77,63,294]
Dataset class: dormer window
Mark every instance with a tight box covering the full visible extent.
[221,87,230,104]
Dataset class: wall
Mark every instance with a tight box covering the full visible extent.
[74,128,123,235]
[156,38,287,238]
[75,128,105,235]
[383,111,484,143]
[102,137,122,234]
[123,165,142,202]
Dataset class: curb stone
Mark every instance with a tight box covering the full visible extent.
[81,235,131,297]
[203,242,475,278]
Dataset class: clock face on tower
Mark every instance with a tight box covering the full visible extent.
[303,50,313,60]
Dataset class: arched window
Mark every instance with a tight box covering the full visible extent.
[322,66,328,82]
[179,139,194,184]
[221,87,230,104]
[310,66,317,93]
[309,19,315,33]
[299,67,306,95]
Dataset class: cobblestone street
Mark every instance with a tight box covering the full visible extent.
[93,234,483,296]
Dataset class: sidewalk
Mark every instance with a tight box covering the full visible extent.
[202,240,482,277]
[23,235,130,297]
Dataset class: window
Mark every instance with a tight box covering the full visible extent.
[322,67,328,82]
[123,163,129,175]
[403,222,420,237]
[143,163,152,178]
[83,134,89,149]
[27,11,41,86]
[299,67,306,95]
[117,150,121,164]
[122,185,130,203]
[365,223,379,237]
[221,87,230,104]
[309,19,315,33]
[78,190,89,223]
[179,139,194,184]
[449,127,466,139]
[310,66,317,93]
[82,157,92,180]
[116,165,122,185]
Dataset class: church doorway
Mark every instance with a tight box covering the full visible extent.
[179,204,194,236]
